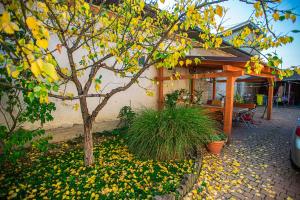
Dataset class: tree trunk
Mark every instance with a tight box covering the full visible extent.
[83,119,94,166]
[79,96,94,166]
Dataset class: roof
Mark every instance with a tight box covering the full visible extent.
[224,21,261,34]
[187,29,252,58]
[188,20,264,58]
[221,21,263,57]
[180,56,278,79]
[282,73,300,81]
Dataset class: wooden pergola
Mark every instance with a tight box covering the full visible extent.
[156,56,278,140]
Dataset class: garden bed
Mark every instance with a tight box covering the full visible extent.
[0,129,194,199]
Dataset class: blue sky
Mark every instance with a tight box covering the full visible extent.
[159,0,300,69]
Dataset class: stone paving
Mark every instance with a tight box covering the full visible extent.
[185,107,300,200]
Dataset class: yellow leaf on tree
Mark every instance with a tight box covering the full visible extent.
[95,83,101,92]
[31,59,58,81]
[179,60,184,66]
[223,30,232,37]
[285,12,290,19]
[41,62,59,81]
[174,71,180,79]
[39,95,49,104]
[253,2,260,10]
[0,11,19,34]
[215,37,223,48]
[37,39,48,49]
[194,58,201,64]
[140,0,145,10]
[290,15,296,23]
[6,65,11,76]
[11,71,20,78]
[146,90,154,97]
[61,67,70,75]
[31,61,42,78]
[215,5,223,17]
[186,59,192,66]
[273,12,280,21]
[56,44,62,53]
[26,16,38,30]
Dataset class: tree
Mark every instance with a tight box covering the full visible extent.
[0,0,298,166]
[0,65,55,163]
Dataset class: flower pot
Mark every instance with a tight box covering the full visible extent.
[207,141,225,155]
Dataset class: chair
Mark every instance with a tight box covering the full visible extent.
[237,108,257,128]
[211,99,222,107]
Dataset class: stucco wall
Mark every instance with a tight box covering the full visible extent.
[0,35,240,138]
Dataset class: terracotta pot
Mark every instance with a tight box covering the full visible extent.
[207,141,225,155]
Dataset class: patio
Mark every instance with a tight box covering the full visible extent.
[156,56,278,141]
[185,107,300,200]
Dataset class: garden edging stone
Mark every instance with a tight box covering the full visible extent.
[154,149,202,200]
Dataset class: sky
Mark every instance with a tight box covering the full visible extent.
[159,0,300,69]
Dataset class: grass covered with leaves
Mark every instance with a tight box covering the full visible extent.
[0,129,194,199]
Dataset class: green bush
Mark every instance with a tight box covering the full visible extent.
[118,106,136,127]
[0,126,51,164]
[164,90,180,108]
[126,106,216,160]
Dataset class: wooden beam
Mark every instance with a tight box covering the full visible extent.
[223,65,241,71]
[197,60,276,74]
[223,76,236,142]
[156,74,192,81]
[267,78,274,120]
[190,79,195,103]
[193,70,244,79]
[156,70,244,81]
[248,72,275,79]
[157,68,164,110]
[198,60,247,68]
[223,65,276,79]
[212,78,216,100]
[217,78,267,83]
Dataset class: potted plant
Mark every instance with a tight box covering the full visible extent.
[206,132,227,155]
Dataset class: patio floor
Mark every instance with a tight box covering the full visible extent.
[185,107,300,200]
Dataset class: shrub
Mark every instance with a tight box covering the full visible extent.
[0,66,55,164]
[118,106,136,127]
[0,126,51,164]
[126,106,216,160]
[165,90,180,108]
[164,89,190,108]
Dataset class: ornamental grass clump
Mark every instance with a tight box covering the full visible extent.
[126,107,216,160]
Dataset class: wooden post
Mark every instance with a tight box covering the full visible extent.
[212,78,216,100]
[157,68,164,110]
[190,78,195,103]
[223,76,236,141]
[288,82,291,105]
[267,78,274,120]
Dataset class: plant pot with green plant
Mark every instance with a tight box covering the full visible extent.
[206,132,227,155]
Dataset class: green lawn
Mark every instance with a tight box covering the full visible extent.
[0,129,193,199]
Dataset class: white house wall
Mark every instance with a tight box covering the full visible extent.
[0,35,243,138]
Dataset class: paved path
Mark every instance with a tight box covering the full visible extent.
[185,107,300,200]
